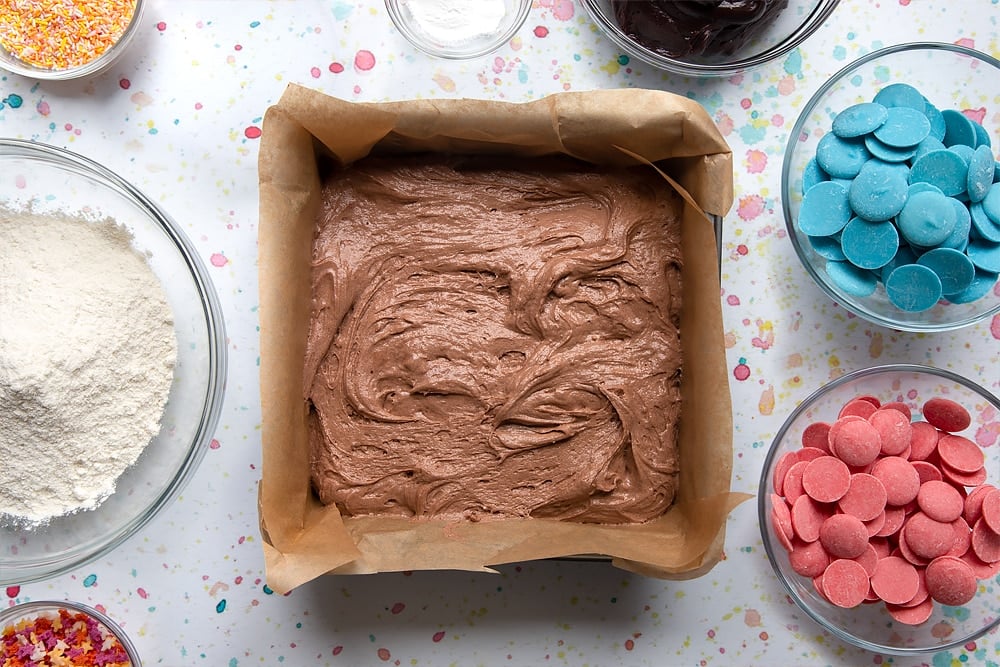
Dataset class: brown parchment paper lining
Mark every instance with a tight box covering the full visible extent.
[258,84,750,593]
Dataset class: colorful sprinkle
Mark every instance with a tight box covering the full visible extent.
[0,0,137,70]
[1,608,132,666]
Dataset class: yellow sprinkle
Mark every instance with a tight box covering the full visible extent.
[0,0,138,70]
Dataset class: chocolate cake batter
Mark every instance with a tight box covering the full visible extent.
[611,0,789,59]
[306,155,683,523]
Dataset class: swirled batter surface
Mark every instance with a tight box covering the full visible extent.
[611,0,789,59]
[306,155,683,523]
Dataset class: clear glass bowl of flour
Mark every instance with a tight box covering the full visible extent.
[385,0,531,59]
[0,139,227,585]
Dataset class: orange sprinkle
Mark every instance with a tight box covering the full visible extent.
[0,0,137,70]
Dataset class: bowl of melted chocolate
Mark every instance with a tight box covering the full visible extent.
[581,0,839,76]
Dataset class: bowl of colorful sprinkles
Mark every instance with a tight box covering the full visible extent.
[0,600,139,666]
[0,0,145,80]
[782,42,1000,331]
[759,364,1000,655]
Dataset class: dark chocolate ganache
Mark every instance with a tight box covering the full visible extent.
[611,0,789,59]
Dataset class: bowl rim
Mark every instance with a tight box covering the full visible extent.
[579,0,841,77]
[0,138,228,585]
[384,0,532,60]
[757,363,1000,655]
[0,0,146,80]
[0,599,142,665]
[780,41,1000,332]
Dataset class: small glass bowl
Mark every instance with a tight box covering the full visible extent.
[0,0,145,80]
[759,364,1000,655]
[0,600,141,665]
[782,43,1000,332]
[385,0,531,59]
[0,140,227,585]
[580,0,839,77]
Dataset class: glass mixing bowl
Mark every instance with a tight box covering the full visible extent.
[580,0,839,77]
[782,43,1000,332]
[0,600,142,666]
[759,364,1000,655]
[0,0,146,80]
[385,0,531,59]
[0,139,227,584]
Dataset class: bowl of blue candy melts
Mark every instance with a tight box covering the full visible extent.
[782,43,1000,332]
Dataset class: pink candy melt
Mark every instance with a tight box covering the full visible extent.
[917,479,965,523]
[964,484,997,524]
[870,408,912,456]
[769,389,999,625]
[789,538,830,577]
[971,518,1000,562]
[831,419,881,467]
[782,460,810,504]
[908,421,940,461]
[839,398,878,419]
[981,488,1000,533]
[924,556,977,606]
[871,456,921,506]
[937,434,986,474]
[822,559,870,608]
[838,473,887,521]
[801,421,832,452]
[922,397,972,433]
[870,556,920,604]
[820,514,869,559]
[887,597,934,625]
[802,456,851,503]
[791,495,829,543]
[904,512,956,560]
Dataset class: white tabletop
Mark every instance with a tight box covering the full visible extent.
[3,1,999,665]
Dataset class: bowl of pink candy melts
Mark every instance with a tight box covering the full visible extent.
[759,364,1000,654]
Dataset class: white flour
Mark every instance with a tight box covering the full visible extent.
[0,207,177,524]
[403,0,507,44]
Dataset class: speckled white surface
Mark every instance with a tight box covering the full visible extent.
[2,1,999,665]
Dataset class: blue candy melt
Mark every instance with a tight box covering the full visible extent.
[798,181,852,236]
[809,235,847,261]
[864,134,917,163]
[973,120,992,148]
[942,197,972,251]
[802,157,828,194]
[885,263,943,312]
[826,260,878,297]
[914,136,946,161]
[967,239,1000,272]
[908,182,944,197]
[967,145,994,203]
[816,133,870,178]
[898,190,957,247]
[832,102,889,138]
[849,159,909,221]
[946,269,1000,304]
[941,109,978,148]
[949,144,974,165]
[880,245,918,283]
[872,106,931,148]
[872,83,925,110]
[969,202,1000,242]
[841,218,899,269]
[909,149,969,197]
[917,247,976,295]
[982,184,1000,225]
[924,102,947,141]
